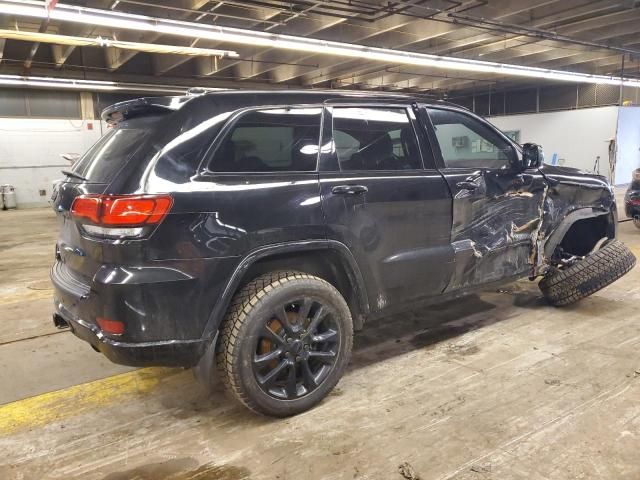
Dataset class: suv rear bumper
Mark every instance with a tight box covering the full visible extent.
[53,306,205,367]
[51,260,209,367]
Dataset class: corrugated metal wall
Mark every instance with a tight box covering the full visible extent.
[450,83,632,116]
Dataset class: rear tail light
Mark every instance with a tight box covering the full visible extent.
[96,317,124,335]
[71,194,172,238]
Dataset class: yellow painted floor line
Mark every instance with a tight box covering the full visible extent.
[0,367,186,436]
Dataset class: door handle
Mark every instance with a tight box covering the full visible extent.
[331,185,368,195]
[456,180,480,191]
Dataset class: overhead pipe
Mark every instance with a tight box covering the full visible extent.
[0,29,239,58]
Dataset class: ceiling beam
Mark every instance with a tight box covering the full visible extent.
[307,0,637,88]
[49,0,113,67]
[323,1,640,92]
[163,3,282,76]
[107,0,209,72]
[23,19,49,70]
[215,16,345,80]
[51,24,99,68]
[224,12,420,81]
[275,0,559,85]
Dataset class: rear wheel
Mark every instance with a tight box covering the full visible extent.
[539,239,636,306]
[217,271,353,416]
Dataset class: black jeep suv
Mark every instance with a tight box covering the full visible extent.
[51,91,635,416]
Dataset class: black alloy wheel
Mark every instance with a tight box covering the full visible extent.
[217,271,353,416]
[253,298,340,400]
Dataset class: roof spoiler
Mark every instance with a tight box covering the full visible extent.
[101,96,191,125]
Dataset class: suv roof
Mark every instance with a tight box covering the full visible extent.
[101,89,460,123]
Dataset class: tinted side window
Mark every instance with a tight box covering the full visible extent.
[427,108,515,169]
[332,107,422,171]
[210,108,321,172]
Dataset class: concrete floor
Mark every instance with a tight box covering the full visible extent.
[1,205,639,480]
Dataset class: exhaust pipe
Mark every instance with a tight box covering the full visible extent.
[53,314,69,329]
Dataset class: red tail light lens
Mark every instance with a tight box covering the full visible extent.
[96,317,124,335]
[71,194,173,226]
[71,195,101,224]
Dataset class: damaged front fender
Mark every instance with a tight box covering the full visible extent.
[533,165,617,275]
[442,164,616,291]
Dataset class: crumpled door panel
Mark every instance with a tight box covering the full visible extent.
[443,168,548,290]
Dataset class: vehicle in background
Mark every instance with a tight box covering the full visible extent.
[625,169,640,229]
[50,91,636,416]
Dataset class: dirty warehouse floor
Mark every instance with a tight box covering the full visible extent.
[1,206,639,480]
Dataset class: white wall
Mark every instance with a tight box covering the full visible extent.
[614,106,640,185]
[488,106,619,178]
[0,118,102,207]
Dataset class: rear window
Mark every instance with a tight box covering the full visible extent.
[72,128,148,183]
[209,108,322,172]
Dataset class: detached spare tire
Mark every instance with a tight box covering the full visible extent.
[539,239,636,306]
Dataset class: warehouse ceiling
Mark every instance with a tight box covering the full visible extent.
[1,0,640,97]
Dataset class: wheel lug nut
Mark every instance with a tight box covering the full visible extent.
[286,337,292,343]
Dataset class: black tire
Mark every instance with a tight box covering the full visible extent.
[216,271,353,417]
[633,217,640,229]
[539,239,636,306]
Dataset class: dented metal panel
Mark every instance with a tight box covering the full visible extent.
[442,168,548,291]
[441,164,616,290]
[534,164,616,272]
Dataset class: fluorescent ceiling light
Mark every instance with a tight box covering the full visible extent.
[0,74,118,91]
[0,74,225,93]
[1,0,638,89]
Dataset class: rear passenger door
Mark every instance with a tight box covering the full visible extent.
[188,106,325,257]
[319,104,453,312]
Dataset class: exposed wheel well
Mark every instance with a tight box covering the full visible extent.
[236,250,366,330]
[558,214,615,257]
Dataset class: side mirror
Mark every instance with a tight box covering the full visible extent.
[520,143,544,170]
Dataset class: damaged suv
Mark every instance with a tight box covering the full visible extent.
[51,91,635,416]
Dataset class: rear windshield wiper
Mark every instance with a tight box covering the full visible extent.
[61,169,89,182]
